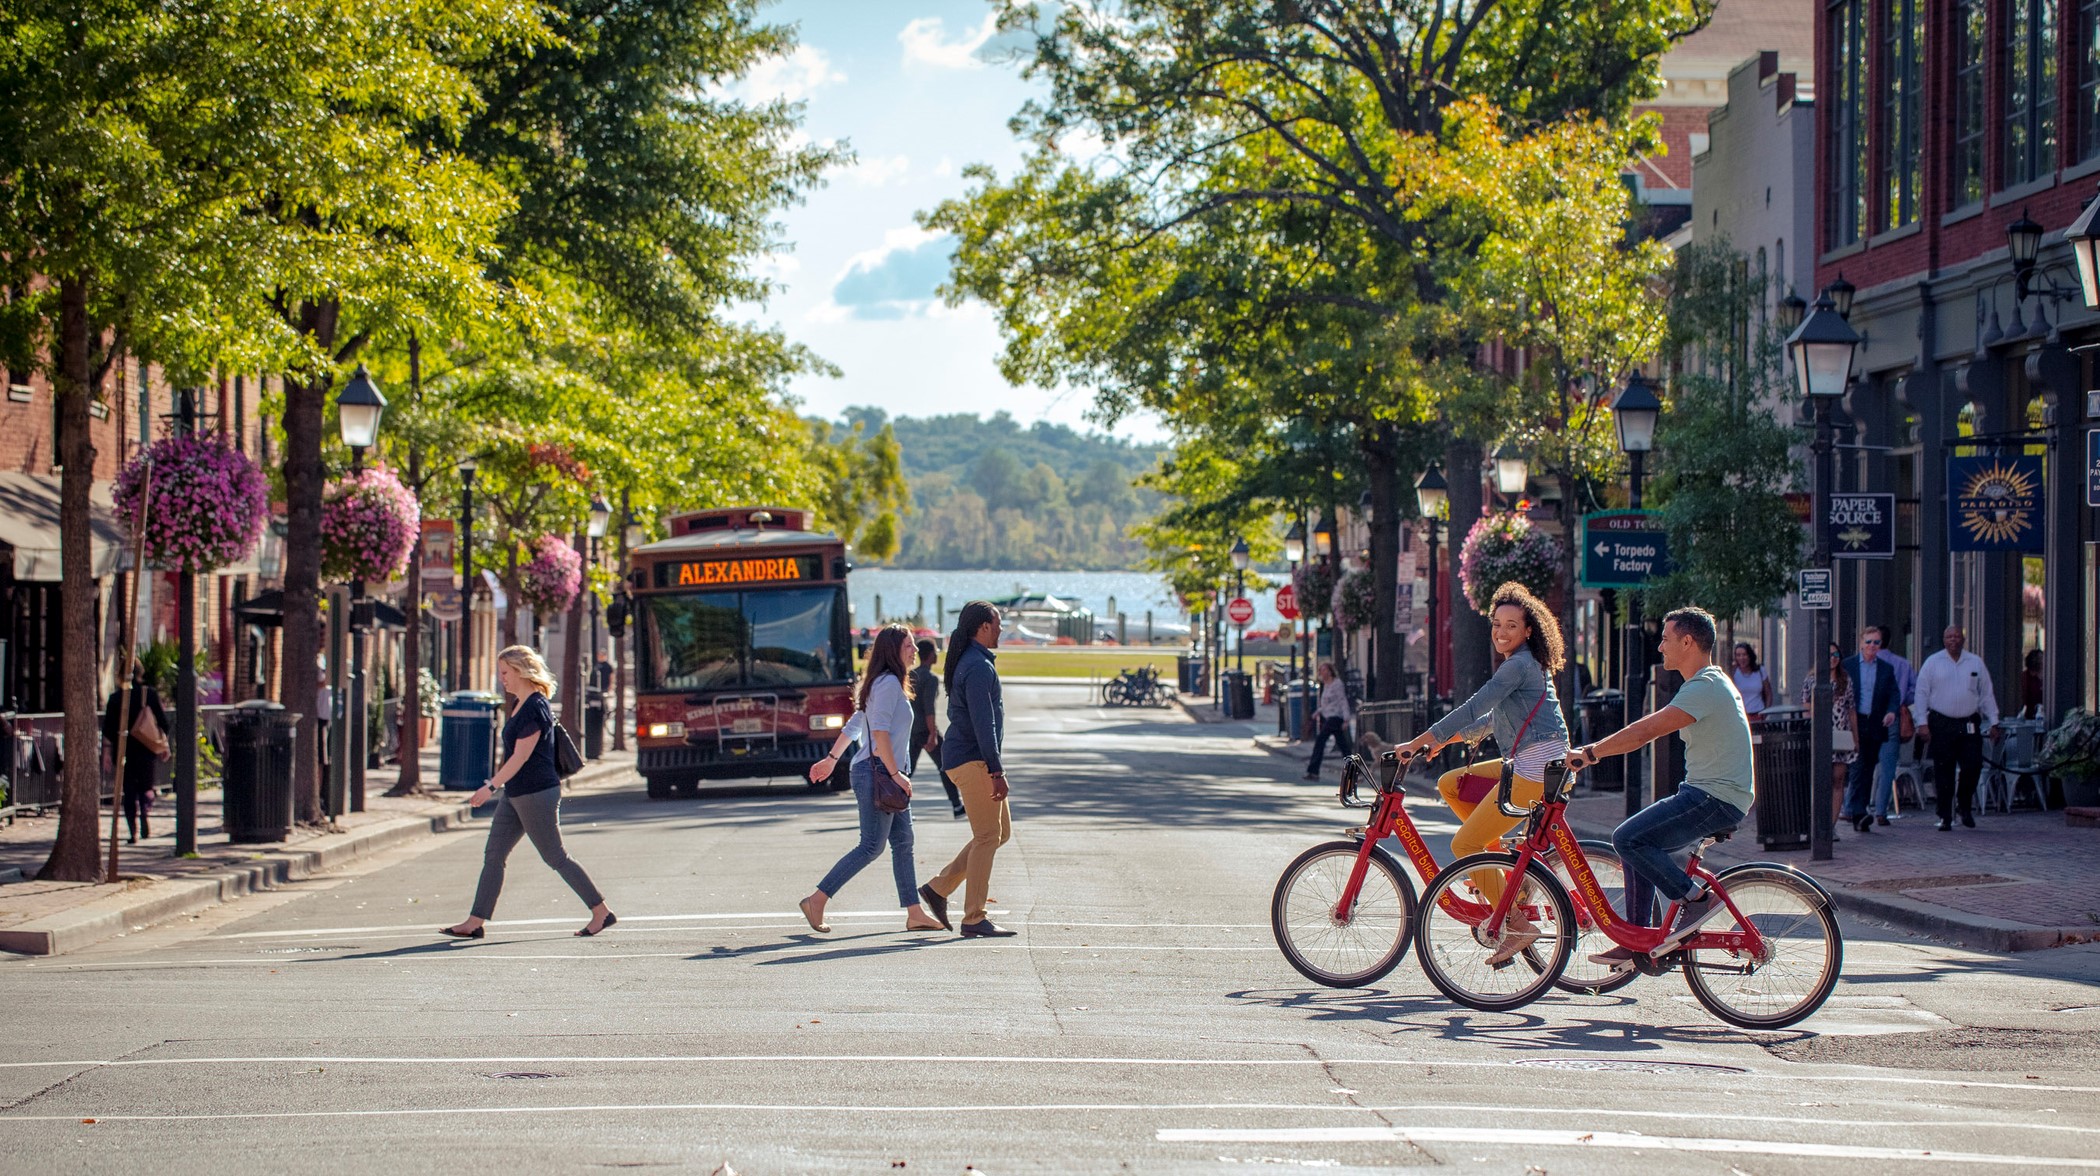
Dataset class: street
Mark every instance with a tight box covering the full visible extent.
[7,683,2100,1174]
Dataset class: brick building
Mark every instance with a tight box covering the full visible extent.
[1813,0,2100,717]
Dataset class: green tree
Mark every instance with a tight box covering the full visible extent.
[805,417,910,560]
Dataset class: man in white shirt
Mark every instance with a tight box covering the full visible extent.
[1913,625,2001,831]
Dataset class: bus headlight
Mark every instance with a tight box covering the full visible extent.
[647,721,686,738]
[811,714,846,730]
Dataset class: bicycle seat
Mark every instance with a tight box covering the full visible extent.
[1708,826,1738,843]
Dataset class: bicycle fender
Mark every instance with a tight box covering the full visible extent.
[1716,861,1840,912]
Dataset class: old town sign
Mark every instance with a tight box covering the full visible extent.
[1825,493,1894,560]
[1580,511,1672,588]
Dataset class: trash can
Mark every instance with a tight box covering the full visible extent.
[1752,716,1813,850]
[1222,670,1256,720]
[222,701,299,843]
[584,688,606,760]
[1284,681,1311,738]
[440,692,504,791]
[1578,690,1626,790]
[1177,654,1201,694]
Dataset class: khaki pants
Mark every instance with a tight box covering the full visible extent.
[1436,759,1544,904]
[926,759,1011,924]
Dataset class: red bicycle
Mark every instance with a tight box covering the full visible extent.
[1270,751,1634,993]
[1412,760,1843,1029]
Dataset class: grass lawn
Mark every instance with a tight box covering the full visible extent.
[986,647,1190,679]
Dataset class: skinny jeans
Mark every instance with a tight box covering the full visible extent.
[816,760,921,907]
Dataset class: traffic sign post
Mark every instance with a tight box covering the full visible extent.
[1226,596,1256,628]
[1580,511,1673,588]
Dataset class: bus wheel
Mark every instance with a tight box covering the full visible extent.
[644,775,674,800]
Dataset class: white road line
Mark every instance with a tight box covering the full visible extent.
[218,911,994,939]
[39,944,1276,971]
[0,1054,2095,1095]
[1157,1126,2100,1168]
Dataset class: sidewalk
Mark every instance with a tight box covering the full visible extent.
[0,745,636,956]
[1244,713,2100,953]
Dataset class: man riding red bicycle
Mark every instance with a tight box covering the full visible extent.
[1566,606,1755,973]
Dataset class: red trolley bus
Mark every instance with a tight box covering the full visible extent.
[627,506,854,798]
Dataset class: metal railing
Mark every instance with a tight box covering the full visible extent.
[2,706,237,821]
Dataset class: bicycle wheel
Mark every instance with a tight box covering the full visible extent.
[1415,852,1575,1012]
[1541,839,1638,996]
[1682,865,1843,1029]
[1271,841,1417,987]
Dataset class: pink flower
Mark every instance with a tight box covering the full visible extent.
[320,466,421,583]
[113,434,269,572]
[518,534,582,613]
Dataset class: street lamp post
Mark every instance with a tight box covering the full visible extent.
[1613,372,1662,816]
[337,365,387,813]
[1313,509,1337,683]
[586,496,610,758]
[1492,443,1530,504]
[1787,292,1863,863]
[1230,537,1250,674]
[457,456,477,693]
[613,503,642,752]
[1414,465,1448,704]
[1284,519,1305,689]
[169,389,205,856]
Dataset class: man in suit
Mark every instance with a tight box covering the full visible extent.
[1842,628,1903,833]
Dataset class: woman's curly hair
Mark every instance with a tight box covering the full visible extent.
[1490,581,1566,674]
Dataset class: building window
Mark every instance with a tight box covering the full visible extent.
[2005,0,2061,187]
[1828,0,1869,246]
[1953,0,1988,205]
[2082,0,2100,159]
[1882,0,1923,228]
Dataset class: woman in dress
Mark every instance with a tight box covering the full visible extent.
[1802,644,1859,833]
[441,645,615,939]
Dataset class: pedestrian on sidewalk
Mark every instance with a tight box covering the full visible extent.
[1730,643,1773,720]
[1802,644,1859,836]
[907,637,963,820]
[1867,624,1916,826]
[1841,627,1902,834]
[1567,606,1755,968]
[101,668,170,844]
[441,645,615,940]
[1302,662,1353,780]
[1392,582,1571,966]
[1915,625,2001,831]
[798,624,946,935]
[918,600,1017,938]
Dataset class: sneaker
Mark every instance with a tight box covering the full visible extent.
[1587,945,1639,971]
[1658,890,1721,950]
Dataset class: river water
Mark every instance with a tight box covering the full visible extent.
[848,567,1286,633]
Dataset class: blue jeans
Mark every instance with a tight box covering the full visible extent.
[1841,722,1889,819]
[816,760,921,907]
[1871,730,1900,818]
[1612,786,1746,928]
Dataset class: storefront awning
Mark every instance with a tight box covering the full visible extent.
[234,589,407,631]
[0,472,124,581]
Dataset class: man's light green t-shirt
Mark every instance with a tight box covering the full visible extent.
[1668,664,1755,815]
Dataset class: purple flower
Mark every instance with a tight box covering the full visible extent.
[1458,512,1563,615]
[113,434,269,573]
[320,466,421,583]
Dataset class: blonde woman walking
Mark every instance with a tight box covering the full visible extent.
[441,645,615,940]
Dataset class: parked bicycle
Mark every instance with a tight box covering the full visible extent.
[1100,665,1172,707]
[1411,758,1843,1029]
[1269,750,1633,993]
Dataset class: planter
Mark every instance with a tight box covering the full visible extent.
[2064,774,2100,809]
[420,716,436,745]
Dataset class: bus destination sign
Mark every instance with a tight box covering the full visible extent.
[656,554,822,588]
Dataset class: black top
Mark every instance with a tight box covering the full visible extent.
[909,665,939,726]
[941,645,1004,775]
[502,692,562,797]
[101,686,169,780]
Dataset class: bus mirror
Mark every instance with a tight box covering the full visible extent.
[832,556,854,580]
[606,595,629,638]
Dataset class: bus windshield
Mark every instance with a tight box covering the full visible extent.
[638,586,849,692]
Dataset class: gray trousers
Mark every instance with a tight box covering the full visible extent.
[470,787,604,919]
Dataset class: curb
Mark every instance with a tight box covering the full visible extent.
[0,758,633,957]
[1171,693,1229,725]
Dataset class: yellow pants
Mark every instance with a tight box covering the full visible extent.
[1436,759,1545,904]
[927,759,1012,924]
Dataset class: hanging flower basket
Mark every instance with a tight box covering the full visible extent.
[1293,559,1339,619]
[518,534,582,614]
[1458,512,1563,615]
[1332,567,1379,630]
[113,434,268,573]
[320,466,420,583]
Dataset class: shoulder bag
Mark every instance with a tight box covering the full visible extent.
[131,703,171,759]
[551,721,585,778]
[870,757,911,813]
[1454,689,1549,805]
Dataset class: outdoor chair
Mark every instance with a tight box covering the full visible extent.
[1981,717,2050,814]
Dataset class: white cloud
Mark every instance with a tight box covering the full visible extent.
[728,44,844,105]
[810,227,954,321]
[839,154,912,187]
[899,13,1000,70]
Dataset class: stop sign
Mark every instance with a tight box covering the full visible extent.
[1226,595,1256,627]
[1275,584,1300,620]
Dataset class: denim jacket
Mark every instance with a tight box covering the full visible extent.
[1427,647,1570,756]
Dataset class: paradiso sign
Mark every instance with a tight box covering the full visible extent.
[654,554,823,588]
[1948,455,2045,553]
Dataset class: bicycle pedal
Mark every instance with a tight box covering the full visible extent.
[1637,951,1680,977]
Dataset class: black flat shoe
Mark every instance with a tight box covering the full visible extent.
[918,884,951,931]
[575,912,617,938]
[1938,819,1953,831]
[1854,814,1875,833]
[1961,812,1976,828]
[960,919,1016,938]
[439,925,484,939]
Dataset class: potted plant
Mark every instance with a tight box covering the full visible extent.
[2039,710,2100,807]
[418,667,442,743]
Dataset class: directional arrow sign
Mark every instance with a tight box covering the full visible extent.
[1580,510,1673,588]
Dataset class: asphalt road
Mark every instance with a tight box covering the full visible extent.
[6,683,2100,1174]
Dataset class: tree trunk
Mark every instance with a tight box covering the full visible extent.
[281,304,336,823]
[1445,438,1490,699]
[38,276,104,882]
[562,527,585,732]
[1363,432,1404,702]
[389,337,424,796]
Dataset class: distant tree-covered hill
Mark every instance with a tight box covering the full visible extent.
[833,407,1165,569]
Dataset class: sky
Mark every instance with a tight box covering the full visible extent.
[730,0,1167,442]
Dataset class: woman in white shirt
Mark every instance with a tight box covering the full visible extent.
[1731,643,1773,719]
[799,624,947,934]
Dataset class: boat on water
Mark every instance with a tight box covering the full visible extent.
[990,591,1189,645]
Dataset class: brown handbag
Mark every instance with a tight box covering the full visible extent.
[130,703,171,759]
